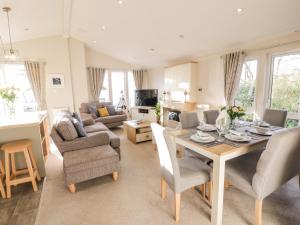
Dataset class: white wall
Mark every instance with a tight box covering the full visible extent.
[10,36,136,122]
[148,67,164,97]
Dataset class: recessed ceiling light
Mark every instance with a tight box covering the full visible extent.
[118,0,124,4]
[101,25,106,31]
[24,28,29,31]
[179,34,184,39]
[149,48,155,52]
[93,40,97,43]
[237,8,243,13]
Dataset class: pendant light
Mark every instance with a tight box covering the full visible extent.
[2,7,19,60]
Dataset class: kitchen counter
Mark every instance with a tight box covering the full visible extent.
[0,111,50,177]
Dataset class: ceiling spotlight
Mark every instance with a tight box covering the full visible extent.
[179,34,184,39]
[24,28,29,31]
[118,0,124,4]
[101,25,106,31]
[93,40,97,43]
[237,8,243,13]
[149,48,155,52]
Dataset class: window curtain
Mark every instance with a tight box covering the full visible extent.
[223,51,245,105]
[132,69,145,89]
[24,61,47,110]
[87,67,106,101]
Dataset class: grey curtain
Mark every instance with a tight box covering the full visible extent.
[132,69,145,89]
[24,61,47,110]
[223,51,245,105]
[87,67,106,101]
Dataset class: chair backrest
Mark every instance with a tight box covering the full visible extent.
[203,110,219,125]
[179,112,199,129]
[262,109,287,127]
[252,126,300,199]
[151,123,180,190]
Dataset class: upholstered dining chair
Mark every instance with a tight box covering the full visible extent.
[179,112,211,163]
[262,109,287,127]
[151,123,212,222]
[203,110,220,125]
[225,126,300,225]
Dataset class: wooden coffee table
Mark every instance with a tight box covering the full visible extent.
[123,120,152,144]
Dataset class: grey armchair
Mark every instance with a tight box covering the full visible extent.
[151,123,212,222]
[225,126,300,225]
[263,109,287,127]
[203,110,219,125]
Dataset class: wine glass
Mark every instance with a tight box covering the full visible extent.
[216,123,225,142]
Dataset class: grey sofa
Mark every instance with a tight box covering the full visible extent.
[79,101,127,129]
[50,112,121,192]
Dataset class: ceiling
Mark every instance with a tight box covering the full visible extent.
[0,0,300,68]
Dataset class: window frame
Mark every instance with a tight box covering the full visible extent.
[265,50,300,125]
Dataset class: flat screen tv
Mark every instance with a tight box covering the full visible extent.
[135,89,158,107]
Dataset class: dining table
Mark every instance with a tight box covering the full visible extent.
[172,123,283,225]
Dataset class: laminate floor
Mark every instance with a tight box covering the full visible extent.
[0,181,43,225]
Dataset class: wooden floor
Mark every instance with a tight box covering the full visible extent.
[0,180,43,225]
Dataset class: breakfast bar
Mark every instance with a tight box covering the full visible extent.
[0,112,50,177]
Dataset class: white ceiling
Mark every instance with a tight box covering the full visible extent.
[1,0,300,68]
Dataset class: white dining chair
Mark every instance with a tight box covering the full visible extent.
[262,109,287,127]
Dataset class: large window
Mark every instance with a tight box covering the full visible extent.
[99,71,109,102]
[235,59,258,115]
[127,71,136,107]
[111,71,125,106]
[269,53,300,127]
[0,63,36,115]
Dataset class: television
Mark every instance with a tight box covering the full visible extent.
[135,89,158,107]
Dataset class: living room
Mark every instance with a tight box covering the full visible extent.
[0,1,300,225]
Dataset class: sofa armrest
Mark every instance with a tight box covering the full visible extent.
[58,132,110,154]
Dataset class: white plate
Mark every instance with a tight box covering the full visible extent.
[225,134,252,142]
[248,128,272,136]
[197,125,217,132]
[190,134,215,143]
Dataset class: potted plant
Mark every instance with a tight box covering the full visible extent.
[155,103,161,124]
[0,86,18,116]
[221,105,245,128]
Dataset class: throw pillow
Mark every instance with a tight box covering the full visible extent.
[106,105,117,115]
[87,105,99,118]
[71,118,87,137]
[73,112,83,126]
[98,107,109,117]
[56,117,78,141]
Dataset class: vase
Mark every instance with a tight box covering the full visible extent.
[156,115,161,124]
[216,110,231,134]
[6,101,15,117]
[230,118,240,130]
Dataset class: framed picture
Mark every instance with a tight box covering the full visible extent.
[49,74,64,88]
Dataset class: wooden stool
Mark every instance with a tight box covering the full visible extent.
[1,140,41,198]
[0,160,6,198]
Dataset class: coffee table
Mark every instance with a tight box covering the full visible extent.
[123,120,152,144]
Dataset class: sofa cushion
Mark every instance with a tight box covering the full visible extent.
[106,105,117,115]
[106,130,121,148]
[98,107,109,117]
[63,145,119,173]
[95,114,127,124]
[87,105,99,118]
[73,112,83,126]
[56,117,78,141]
[71,118,87,137]
[84,123,108,133]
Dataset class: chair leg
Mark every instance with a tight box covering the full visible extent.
[255,199,263,225]
[0,179,6,198]
[68,184,76,193]
[24,149,38,192]
[112,171,118,181]
[201,184,206,198]
[4,151,11,198]
[28,145,41,181]
[208,182,213,205]
[161,177,167,200]
[175,193,181,222]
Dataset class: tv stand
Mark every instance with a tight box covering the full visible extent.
[131,106,156,123]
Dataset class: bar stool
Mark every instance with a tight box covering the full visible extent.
[1,139,41,198]
[0,160,6,198]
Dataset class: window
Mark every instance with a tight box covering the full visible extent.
[0,63,36,115]
[269,53,300,127]
[99,71,109,102]
[235,59,258,117]
[111,71,125,106]
[128,71,136,107]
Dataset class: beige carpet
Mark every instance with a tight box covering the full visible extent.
[36,128,300,225]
